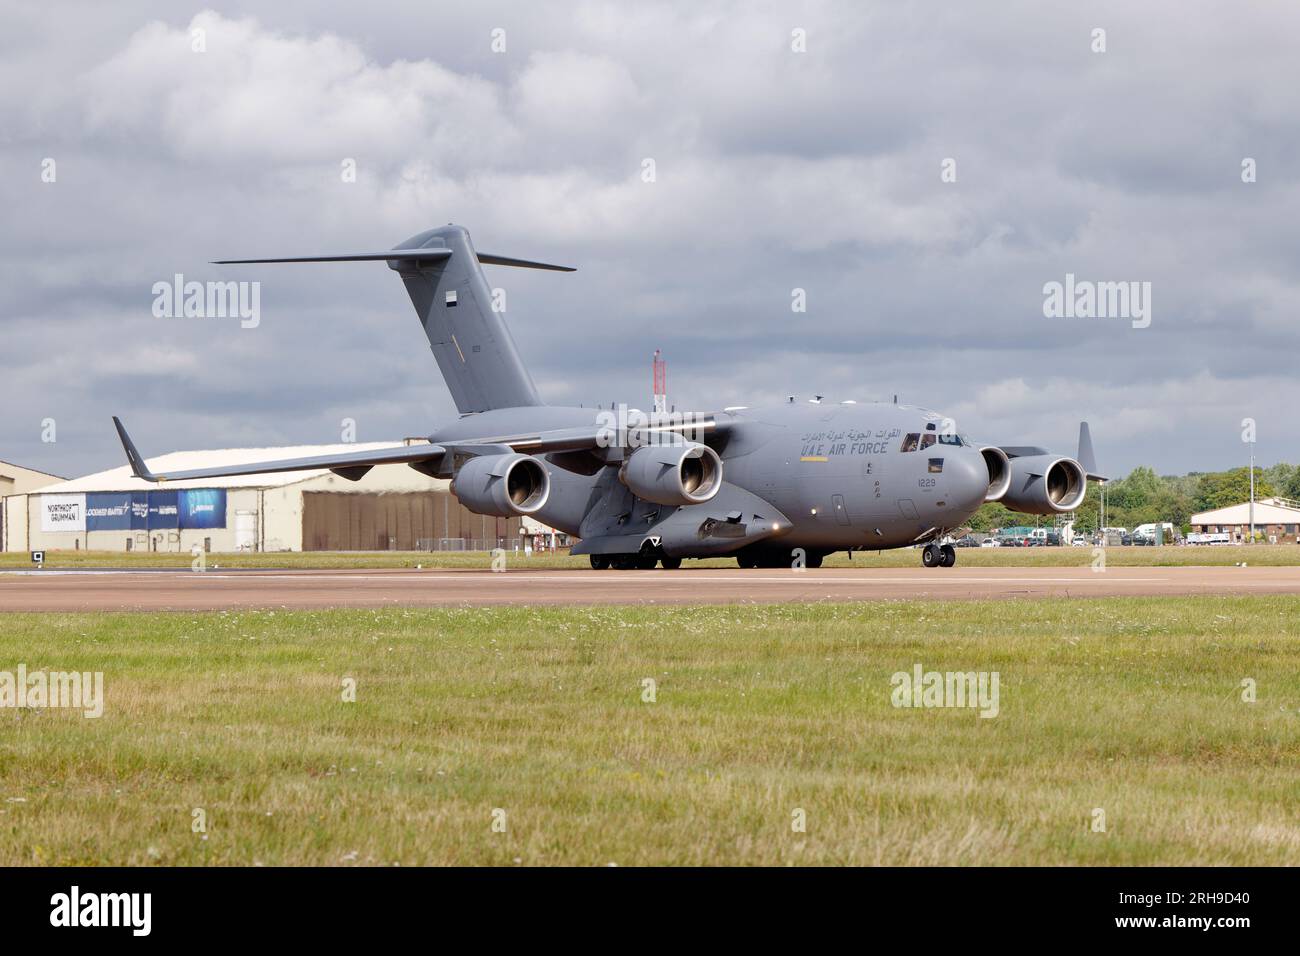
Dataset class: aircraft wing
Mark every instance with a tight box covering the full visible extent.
[111,413,731,484]
[995,422,1107,481]
[112,417,452,483]
[454,414,731,455]
[996,445,1050,459]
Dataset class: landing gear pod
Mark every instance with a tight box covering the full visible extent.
[451,453,550,517]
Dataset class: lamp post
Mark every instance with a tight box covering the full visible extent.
[1100,480,1106,540]
[1248,437,1256,545]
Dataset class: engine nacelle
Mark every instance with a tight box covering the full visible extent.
[979,446,1012,502]
[450,453,550,517]
[619,442,723,506]
[1001,454,1087,515]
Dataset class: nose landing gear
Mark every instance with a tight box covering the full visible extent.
[922,543,956,568]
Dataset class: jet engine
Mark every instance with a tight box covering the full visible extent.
[450,453,550,517]
[1001,454,1087,514]
[979,446,1012,502]
[619,442,723,506]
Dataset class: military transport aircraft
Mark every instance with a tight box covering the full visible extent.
[112,224,1104,570]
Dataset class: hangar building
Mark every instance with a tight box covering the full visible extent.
[1189,497,1300,544]
[1,459,63,497]
[0,459,64,550]
[1,441,523,554]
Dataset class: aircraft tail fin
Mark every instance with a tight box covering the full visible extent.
[1077,421,1106,481]
[214,225,574,414]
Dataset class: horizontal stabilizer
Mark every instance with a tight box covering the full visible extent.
[212,250,453,265]
[212,250,574,270]
[476,253,575,272]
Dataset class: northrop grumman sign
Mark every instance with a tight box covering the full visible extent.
[40,494,86,532]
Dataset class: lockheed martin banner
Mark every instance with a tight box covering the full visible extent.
[85,492,148,531]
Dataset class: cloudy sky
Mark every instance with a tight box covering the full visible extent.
[2,1,1297,479]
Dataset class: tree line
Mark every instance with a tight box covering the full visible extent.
[968,463,1300,534]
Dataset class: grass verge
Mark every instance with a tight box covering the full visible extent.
[1,597,1297,865]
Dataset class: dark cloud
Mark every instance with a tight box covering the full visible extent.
[2,1,1298,480]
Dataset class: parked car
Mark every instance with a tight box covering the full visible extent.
[953,535,980,548]
[1071,535,1088,547]
[980,538,1000,548]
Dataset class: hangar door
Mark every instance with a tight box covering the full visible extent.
[302,492,521,551]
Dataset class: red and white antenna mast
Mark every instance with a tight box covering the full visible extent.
[652,349,667,414]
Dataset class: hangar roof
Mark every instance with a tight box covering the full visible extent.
[0,459,65,492]
[32,442,425,494]
[1191,498,1300,525]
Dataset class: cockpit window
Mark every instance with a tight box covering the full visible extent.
[938,434,962,446]
[900,433,920,452]
[920,433,936,449]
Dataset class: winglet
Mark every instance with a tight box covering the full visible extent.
[112,416,159,482]
[1077,421,1106,481]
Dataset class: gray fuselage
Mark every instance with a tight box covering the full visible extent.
[430,401,991,557]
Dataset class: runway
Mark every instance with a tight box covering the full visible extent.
[2,565,1298,611]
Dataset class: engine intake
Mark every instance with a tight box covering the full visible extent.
[1001,454,1087,515]
[451,453,550,517]
[620,442,723,506]
[979,446,1012,502]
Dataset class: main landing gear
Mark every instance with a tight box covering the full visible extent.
[921,543,956,568]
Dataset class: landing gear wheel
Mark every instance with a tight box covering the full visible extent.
[590,555,610,570]
[737,554,757,569]
[939,544,956,568]
[805,551,824,569]
[637,554,657,570]
[921,544,941,568]
[660,557,682,570]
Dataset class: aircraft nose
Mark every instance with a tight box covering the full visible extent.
[947,450,989,508]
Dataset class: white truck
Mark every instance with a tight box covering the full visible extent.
[1187,531,1233,545]
[1133,522,1176,544]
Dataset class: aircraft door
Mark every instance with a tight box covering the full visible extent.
[831,494,850,526]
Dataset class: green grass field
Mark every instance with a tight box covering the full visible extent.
[2,597,1298,865]
[4,542,1299,570]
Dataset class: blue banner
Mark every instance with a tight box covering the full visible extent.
[148,491,179,530]
[80,490,223,532]
[179,489,227,529]
[130,493,149,529]
[86,492,135,531]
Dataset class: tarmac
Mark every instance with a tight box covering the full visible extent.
[1,565,1298,611]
